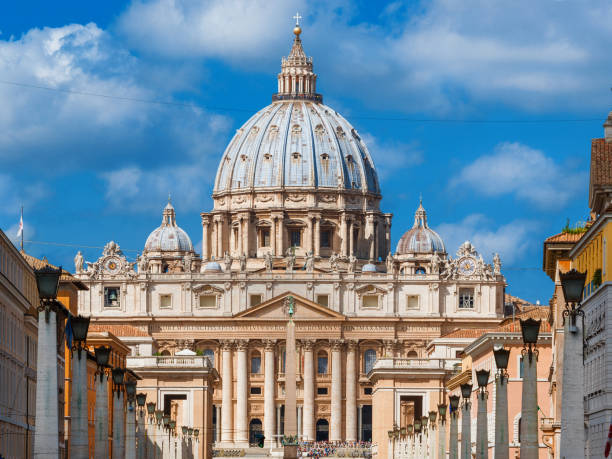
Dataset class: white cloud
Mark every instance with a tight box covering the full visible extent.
[450,142,586,208]
[0,174,47,215]
[361,133,423,179]
[436,214,534,265]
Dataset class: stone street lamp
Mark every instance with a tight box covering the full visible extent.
[520,318,541,459]
[94,346,111,459]
[460,383,473,459]
[112,367,126,459]
[475,369,490,459]
[493,347,510,459]
[449,395,460,459]
[33,264,63,459]
[69,315,90,459]
[559,268,587,457]
[438,402,448,459]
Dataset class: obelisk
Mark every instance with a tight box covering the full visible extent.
[284,296,298,458]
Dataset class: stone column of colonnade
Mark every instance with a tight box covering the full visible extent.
[220,340,234,444]
[330,340,344,442]
[264,340,277,447]
[302,340,315,441]
[235,340,249,446]
[345,340,358,442]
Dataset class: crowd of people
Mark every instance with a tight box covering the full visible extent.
[297,441,372,458]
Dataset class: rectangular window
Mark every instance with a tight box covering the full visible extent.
[362,295,379,308]
[261,229,270,247]
[104,287,120,307]
[316,294,329,307]
[317,387,328,395]
[159,294,172,309]
[364,387,373,395]
[199,295,217,308]
[251,356,261,374]
[250,386,262,395]
[321,230,331,248]
[317,355,328,374]
[459,289,475,309]
[406,295,419,309]
[250,294,262,307]
[290,229,301,247]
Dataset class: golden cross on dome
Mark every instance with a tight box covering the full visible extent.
[293,12,302,26]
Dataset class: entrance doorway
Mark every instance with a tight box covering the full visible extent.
[361,405,372,441]
[316,419,329,441]
[399,395,423,429]
[249,418,263,445]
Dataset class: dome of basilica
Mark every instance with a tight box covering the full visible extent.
[396,201,445,254]
[144,201,194,253]
[213,26,379,197]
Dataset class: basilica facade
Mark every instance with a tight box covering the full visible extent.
[75,23,506,458]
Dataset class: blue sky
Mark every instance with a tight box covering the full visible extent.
[1,0,610,303]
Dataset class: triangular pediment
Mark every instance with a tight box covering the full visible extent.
[234,291,345,320]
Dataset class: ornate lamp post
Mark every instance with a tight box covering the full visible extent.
[519,318,541,459]
[438,403,448,459]
[475,369,490,459]
[135,393,146,459]
[125,380,137,459]
[69,315,91,458]
[493,347,510,459]
[94,346,111,459]
[155,410,164,455]
[460,383,473,459]
[33,265,63,459]
[428,411,437,458]
[112,367,126,459]
[449,395,460,459]
[559,269,587,457]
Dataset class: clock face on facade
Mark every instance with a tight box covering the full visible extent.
[458,257,476,275]
[105,258,120,273]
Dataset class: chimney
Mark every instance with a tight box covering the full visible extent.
[605,111,612,143]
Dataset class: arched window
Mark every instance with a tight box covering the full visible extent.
[317,350,328,374]
[364,349,377,374]
[160,350,171,356]
[316,419,329,442]
[407,350,418,358]
[415,267,426,275]
[203,349,215,368]
[249,418,263,445]
[251,351,262,374]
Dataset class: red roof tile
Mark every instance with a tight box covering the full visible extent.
[544,232,585,243]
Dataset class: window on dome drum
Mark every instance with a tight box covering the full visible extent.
[364,349,377,374]
[407,295,419,310]
[250,294,262,307]
[459,288,475,309]
[290,229,301,247]
[203,349,215,367]
[316,294,329,307]
[159,294,172,309]
[199,295,217,308]
[362,295,379,309]
[321,229,331,248]
[317,350,328,374]
[250,386,262,395]
[415,267,426,275]
[260,228,270,247]
[251,351,261,374]
[317,387,328,395]
[104,287,120,307]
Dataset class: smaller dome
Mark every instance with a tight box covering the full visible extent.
[203,261,222,273]
[144,200,194,253]
[396,200,445,254]
[362,263,377,273]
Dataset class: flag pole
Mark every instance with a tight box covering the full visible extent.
[20,205,23,251]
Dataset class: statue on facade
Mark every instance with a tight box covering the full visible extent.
[138,254,148,273]
[286,251,296,272]
[348,254,357,274]
[386,252,394,274]
[86,261,100,278]
[264,252,273,272]
[183,253,193,273]
[431,252,441,275]
[493,253,502,275]
[74,251,84,273]
[239,253,247,272]
[305,250,315,273]
[329,252,339,272]
[441,257,454,281]
[103,240,122,257]
[224,252,232,272]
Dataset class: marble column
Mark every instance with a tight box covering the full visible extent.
[71,348,89,458]
[215,406,221,443]
[345,340,357,442]
[113,391,125,459]
[94,373,109,459]
[460,400,471,459]
[349,220,355,256]
[276,405,282,446]
[330,340,344,442]
[33,308,59,459]
[313,217,320,257]
[271,217,277,256]
[202,216,210,260]
[307,217,314,253]
[235,340,249,446]
[217,217,224,258]
[237,218,243,256]
[520,351,539,459]
[284,315,297,437]
[366,215,375,261]
[560,318,585,458]
[449,410,459,459]
[277,216,284,255]
[242,215,249,257]
[211,220,217,259]
[221,341,234,444]
[476,392,487,459]
[302,340,315,441]
[340,214,347,257]
[494,375,509,459]
[264,340,277,448]
[358,405,363,442]
[297,406,303,439]
[125,400,137,459]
